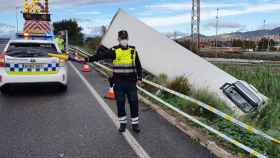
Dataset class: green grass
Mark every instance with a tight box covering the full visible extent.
[218,65,280,132]
[217,65,280,157]
[84,39,280,156]
[142,67,280,158]
[84,40,280,156]
[146,74,233,118]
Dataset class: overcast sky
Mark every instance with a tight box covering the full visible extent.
[0,0,280,36]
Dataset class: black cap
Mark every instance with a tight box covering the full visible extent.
[118,30,128,40]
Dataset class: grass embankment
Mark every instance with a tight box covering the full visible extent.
[142,65,280,158]
[82,44,280,157]
[198,51,280,61]
[218,65,280,137]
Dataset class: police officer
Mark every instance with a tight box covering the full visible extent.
[55,31,65,52]
[86,30,142,133]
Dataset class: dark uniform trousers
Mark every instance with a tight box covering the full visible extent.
[87,45,142,125]
[114,82,139,125]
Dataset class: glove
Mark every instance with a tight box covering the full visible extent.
[96,45,110,54]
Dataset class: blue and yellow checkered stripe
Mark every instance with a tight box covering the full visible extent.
[6,63,59,75]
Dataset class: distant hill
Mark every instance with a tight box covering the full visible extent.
[271,27,280,34]
[216,26,280,39]
[177,26,280,40]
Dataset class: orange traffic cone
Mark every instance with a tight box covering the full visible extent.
[82,64,91,72]
[104,87,115,100]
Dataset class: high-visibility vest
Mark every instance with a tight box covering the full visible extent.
[112,47,136,74]
[55,37,65,51]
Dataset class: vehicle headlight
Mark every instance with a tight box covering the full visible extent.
[59,59,66,67]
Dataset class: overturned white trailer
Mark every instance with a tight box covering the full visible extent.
[101,9,267,115]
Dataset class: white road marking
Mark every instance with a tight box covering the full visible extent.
[70,62,151,158]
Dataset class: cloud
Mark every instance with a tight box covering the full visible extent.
[0,23,15,37]
[1,0,280,35]
[141,1,280,28]
[0,23,15,32]
[50,0,130,5]
[83,25,108,36]
[128,7,136,11]
[145,2,243,12]
[76,11,101,15]
[145,2,192,11]
[215,2,280,17]
[140,1,244,27]
[141,13,191,27]
[205,21,245,29]
[75,18,93,23]
[78,18,111,35]
[0,0,132,11]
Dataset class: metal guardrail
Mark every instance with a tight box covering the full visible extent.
[70,46,279,143]
[69,46,92,57]
[137,86,266,158]
[69,46,270,158]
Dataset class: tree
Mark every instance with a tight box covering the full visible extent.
[257,38,276,51]
[53,19,84,45]
[243,40,256,50]
[85,36,102,50]
[175,39,192,50]
[232,39,243,47]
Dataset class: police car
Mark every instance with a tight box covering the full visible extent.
[0,33,68,93]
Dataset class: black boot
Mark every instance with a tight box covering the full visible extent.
[132,124,141,133]
[119,123,126,133]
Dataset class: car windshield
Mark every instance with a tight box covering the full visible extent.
[6,42,58,58]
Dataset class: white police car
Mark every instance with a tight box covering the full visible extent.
[0,33,68,93]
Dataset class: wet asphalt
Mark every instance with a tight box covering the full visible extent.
[0,62,216,158]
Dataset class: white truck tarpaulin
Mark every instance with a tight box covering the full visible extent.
[101,9,265,115]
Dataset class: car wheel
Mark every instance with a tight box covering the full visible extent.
[59,85,68,92]
[0,87,10,95]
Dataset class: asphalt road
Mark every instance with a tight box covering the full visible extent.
[0,62,216,158]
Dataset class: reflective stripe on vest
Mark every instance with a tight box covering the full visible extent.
[113,47,136,74]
